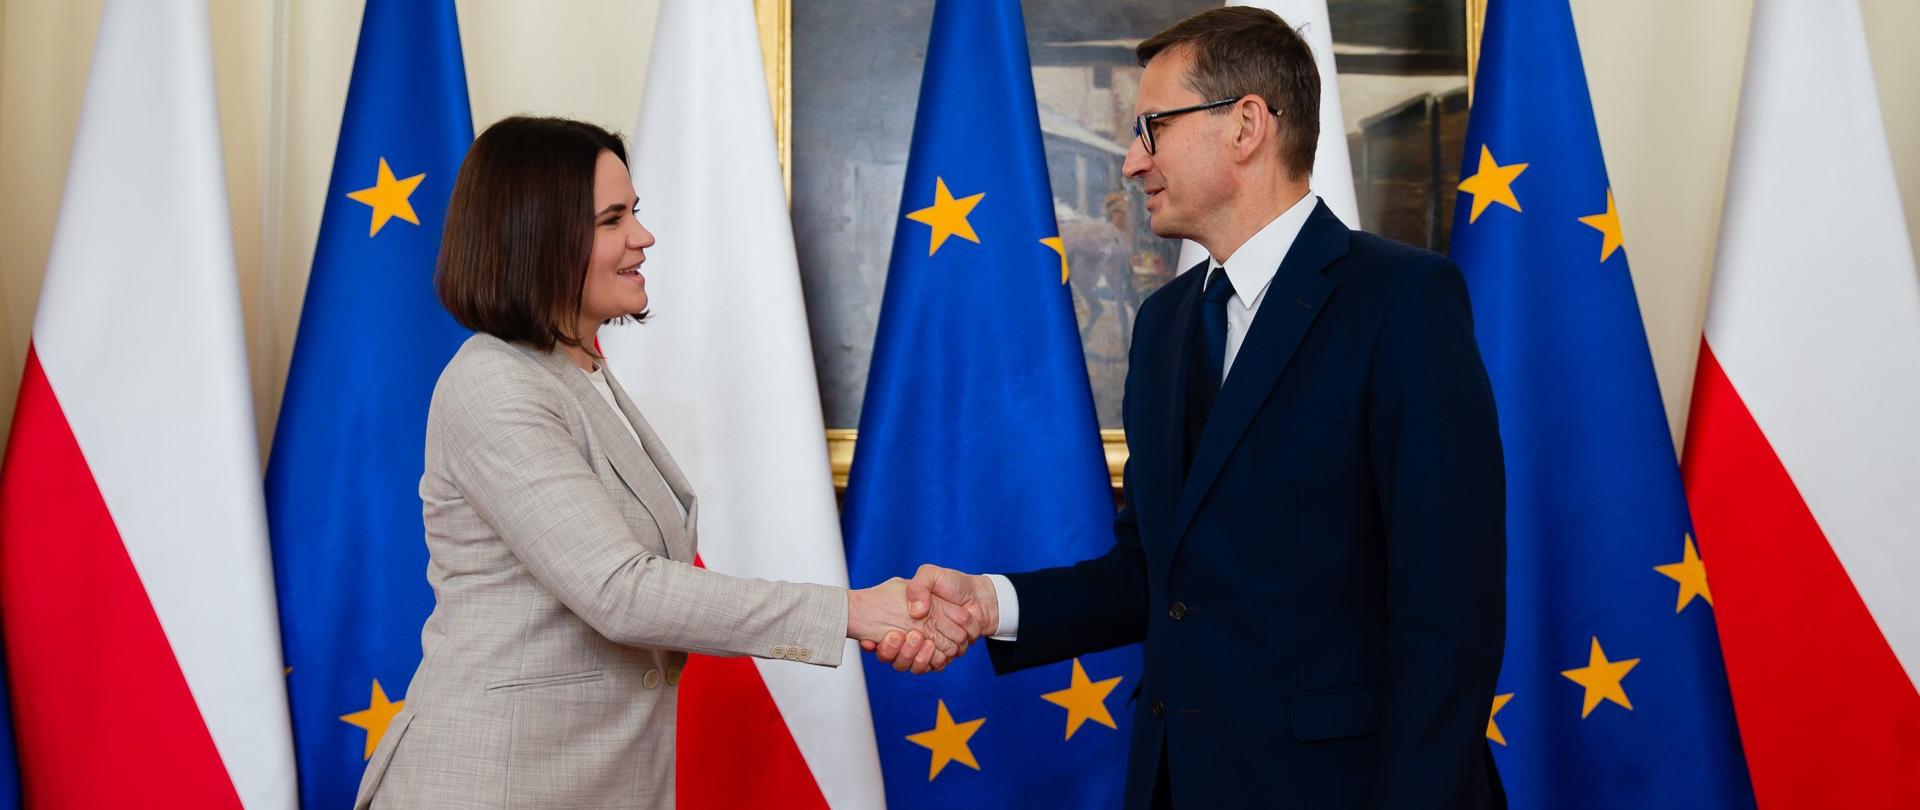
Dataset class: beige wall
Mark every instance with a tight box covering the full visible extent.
[0,0,1915,456]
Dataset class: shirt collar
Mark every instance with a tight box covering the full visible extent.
[1208,192,1319,309]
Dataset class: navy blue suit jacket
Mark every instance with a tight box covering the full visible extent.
[988,202,1507,809]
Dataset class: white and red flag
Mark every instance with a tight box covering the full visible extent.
[1682,0,1920,805]
[0,0,296,806]
[600,1,886,807]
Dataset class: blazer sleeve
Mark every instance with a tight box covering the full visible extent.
[433,362,848,666]
[1366,258,1508,808]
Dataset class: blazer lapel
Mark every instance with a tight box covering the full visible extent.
[601,366,700,563]
[529,345,698,563]
[1167,202,1350,555]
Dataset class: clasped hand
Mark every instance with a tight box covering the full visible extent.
[846,565,998,674]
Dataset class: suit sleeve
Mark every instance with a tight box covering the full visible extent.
[985,297,1157,674]
[434,363,847,666]
[1366,258,1507,808]
[985,457,1151,673]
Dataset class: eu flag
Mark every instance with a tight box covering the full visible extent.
[1450,1,1755,805]
[0,648,17,810]
[841,0,1138,806]
[264,0,472,805]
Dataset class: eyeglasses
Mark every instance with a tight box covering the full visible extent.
[1131,96,1282,155]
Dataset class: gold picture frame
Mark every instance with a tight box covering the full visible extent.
[756,2,1483,492]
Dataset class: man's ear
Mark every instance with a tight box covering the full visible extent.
[1232,97,1271,162]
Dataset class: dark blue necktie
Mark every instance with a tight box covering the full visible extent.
[1185,266,1235,473]
[1201,266,1235,391]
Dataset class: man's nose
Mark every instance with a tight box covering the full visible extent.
[1122,137,1150,179]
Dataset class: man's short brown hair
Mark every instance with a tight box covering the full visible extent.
[1137,6,1320,180]
[437,115,629,353]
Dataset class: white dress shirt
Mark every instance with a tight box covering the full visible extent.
[986,193,1321,640]
[1208,191,1320,383]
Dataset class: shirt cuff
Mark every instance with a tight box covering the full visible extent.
[985,573,1019,641]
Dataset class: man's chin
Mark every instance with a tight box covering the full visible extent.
[1147,219,1190,240]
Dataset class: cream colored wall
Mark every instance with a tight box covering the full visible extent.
[0,0,1914,456]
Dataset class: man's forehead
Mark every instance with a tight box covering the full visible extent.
[1134,54,1197,113]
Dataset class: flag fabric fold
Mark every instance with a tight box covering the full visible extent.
[0,0,296,805]
[264,1,473,806]
[600,1,885,807]
[1681,0,1920,805]
[1449,1,1754,806]
[841,1,1139,806]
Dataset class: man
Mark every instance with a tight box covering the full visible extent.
[878,7,1507,808]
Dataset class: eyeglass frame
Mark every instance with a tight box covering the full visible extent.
[1131,96,1282,156]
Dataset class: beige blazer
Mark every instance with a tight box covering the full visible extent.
[355,334,847,809]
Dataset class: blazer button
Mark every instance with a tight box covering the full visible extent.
[643,669,662,689]
[798,647,812,660]
[1151,700,1166,718]
[666,665,683,685]
[773,645,788,658]
[1168,601,1187,621]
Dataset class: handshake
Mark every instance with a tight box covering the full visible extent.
[845,565,999,674]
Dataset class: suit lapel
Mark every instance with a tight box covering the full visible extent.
[1167,203,1350,555]
[529,345,698,563]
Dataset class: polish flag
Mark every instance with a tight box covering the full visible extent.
[1681,0,1920,806]
[0,1,296,807]
[599,1,885,807]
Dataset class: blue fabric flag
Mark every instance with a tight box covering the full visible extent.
[841,0,1139,806]
[1450,1,1755,806]
[264,0,472,805]
[0,647,18,810]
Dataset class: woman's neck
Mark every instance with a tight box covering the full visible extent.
[561,334,597,372]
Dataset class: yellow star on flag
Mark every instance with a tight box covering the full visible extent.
[1040,236,1069,284]
[1457,145,1528,223]
[1578,189,1626,262]
[1041,658,1123,740]
[904,177,984,255]
[1561,637,1639,718]
[340,679,406,759]
[1655,533,1714,613]
[346,157,426,237]
[905,699,986,780]
[1487,693,1514,746]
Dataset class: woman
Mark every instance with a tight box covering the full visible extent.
[354,117,974,809]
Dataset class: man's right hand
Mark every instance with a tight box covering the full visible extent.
[866,564,1000,667]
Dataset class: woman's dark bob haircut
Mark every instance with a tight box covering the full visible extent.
[437,115,630,352]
